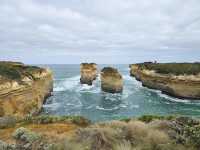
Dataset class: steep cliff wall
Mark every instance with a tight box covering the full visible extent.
[0,62,53,117]
[130,64,200,100]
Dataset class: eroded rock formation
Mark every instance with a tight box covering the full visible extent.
[0,62,53,117]
[101,67,123,93]
[80,63,97,85]
[130,63,200,99]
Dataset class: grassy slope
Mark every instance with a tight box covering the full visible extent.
[136,63,200,75]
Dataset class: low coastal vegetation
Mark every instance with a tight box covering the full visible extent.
[136,62,200,75]
[1,61,200,149]
[1,115,200,150]
[0,61,44,81]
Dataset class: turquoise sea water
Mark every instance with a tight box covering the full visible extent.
[41,64,200,122]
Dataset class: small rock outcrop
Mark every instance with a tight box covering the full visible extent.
[80,63,97,85]
[0,61,53,117]
[100,67,123,93]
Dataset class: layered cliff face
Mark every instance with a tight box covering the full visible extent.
[130,63,200,99]
[80,63,97,85]
[0,62,53,117]
[101,67,123,93]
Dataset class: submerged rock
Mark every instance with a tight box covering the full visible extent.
[80,63,97,85]
[100,67,123,93]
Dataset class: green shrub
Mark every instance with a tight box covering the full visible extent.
[184,125,200,148]
[12,127,41,143]
[138,115,175,123]
[21,115,91,126]
[137,63,200,75]
[0,61,44,81]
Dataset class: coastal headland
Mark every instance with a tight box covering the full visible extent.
[130,62,200,100]
[0,61,200,149]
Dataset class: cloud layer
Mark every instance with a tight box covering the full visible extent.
[0,0,200,64]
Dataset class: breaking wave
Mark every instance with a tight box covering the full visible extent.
[43,65,200,121]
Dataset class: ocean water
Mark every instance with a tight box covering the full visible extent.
[41,64,200,122]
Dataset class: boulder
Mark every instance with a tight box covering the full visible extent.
[80,63,97,85]
[100,67,123,93]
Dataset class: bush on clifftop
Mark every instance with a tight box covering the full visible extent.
[0,61,44,81]
[137,63,200,75]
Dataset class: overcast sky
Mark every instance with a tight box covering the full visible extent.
[0,0,200,64]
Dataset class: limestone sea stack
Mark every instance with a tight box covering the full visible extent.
[130,63,200,100]
[0,61,53,117]
[101,67,123,93]
[80,63,97,85]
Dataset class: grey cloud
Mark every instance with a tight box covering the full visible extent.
[0,0,200,64]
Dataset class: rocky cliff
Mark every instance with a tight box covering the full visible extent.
[80,63,97,85]
[101,67,123,93]
[0,62,53,117]
[130,63,200,99]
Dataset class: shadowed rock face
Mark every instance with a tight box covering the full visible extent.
[0,61,53,117]
[101,67,123,93]
[130,63,200,100]
[80,63,97,85]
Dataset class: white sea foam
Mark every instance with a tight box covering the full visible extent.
[96,106,120,111]
[147,88,200,104]
[53,73,200,106]
[43,103,61,110]
[80,84,94,90]
[54,75,80,92]
[131,105,139,109]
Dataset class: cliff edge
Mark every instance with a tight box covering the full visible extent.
[0,61,53,117]
[130,63,200,99]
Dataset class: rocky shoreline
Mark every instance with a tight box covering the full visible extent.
[130,63,200,100]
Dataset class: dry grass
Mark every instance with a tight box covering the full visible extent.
[67,119,195,150]
[1,116,200,150]
[115,141,132,150]
[0,123,77,144]
[63,120,171,150]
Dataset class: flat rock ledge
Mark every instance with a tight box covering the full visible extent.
[80,63,97,85]
[101,67,123,93]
